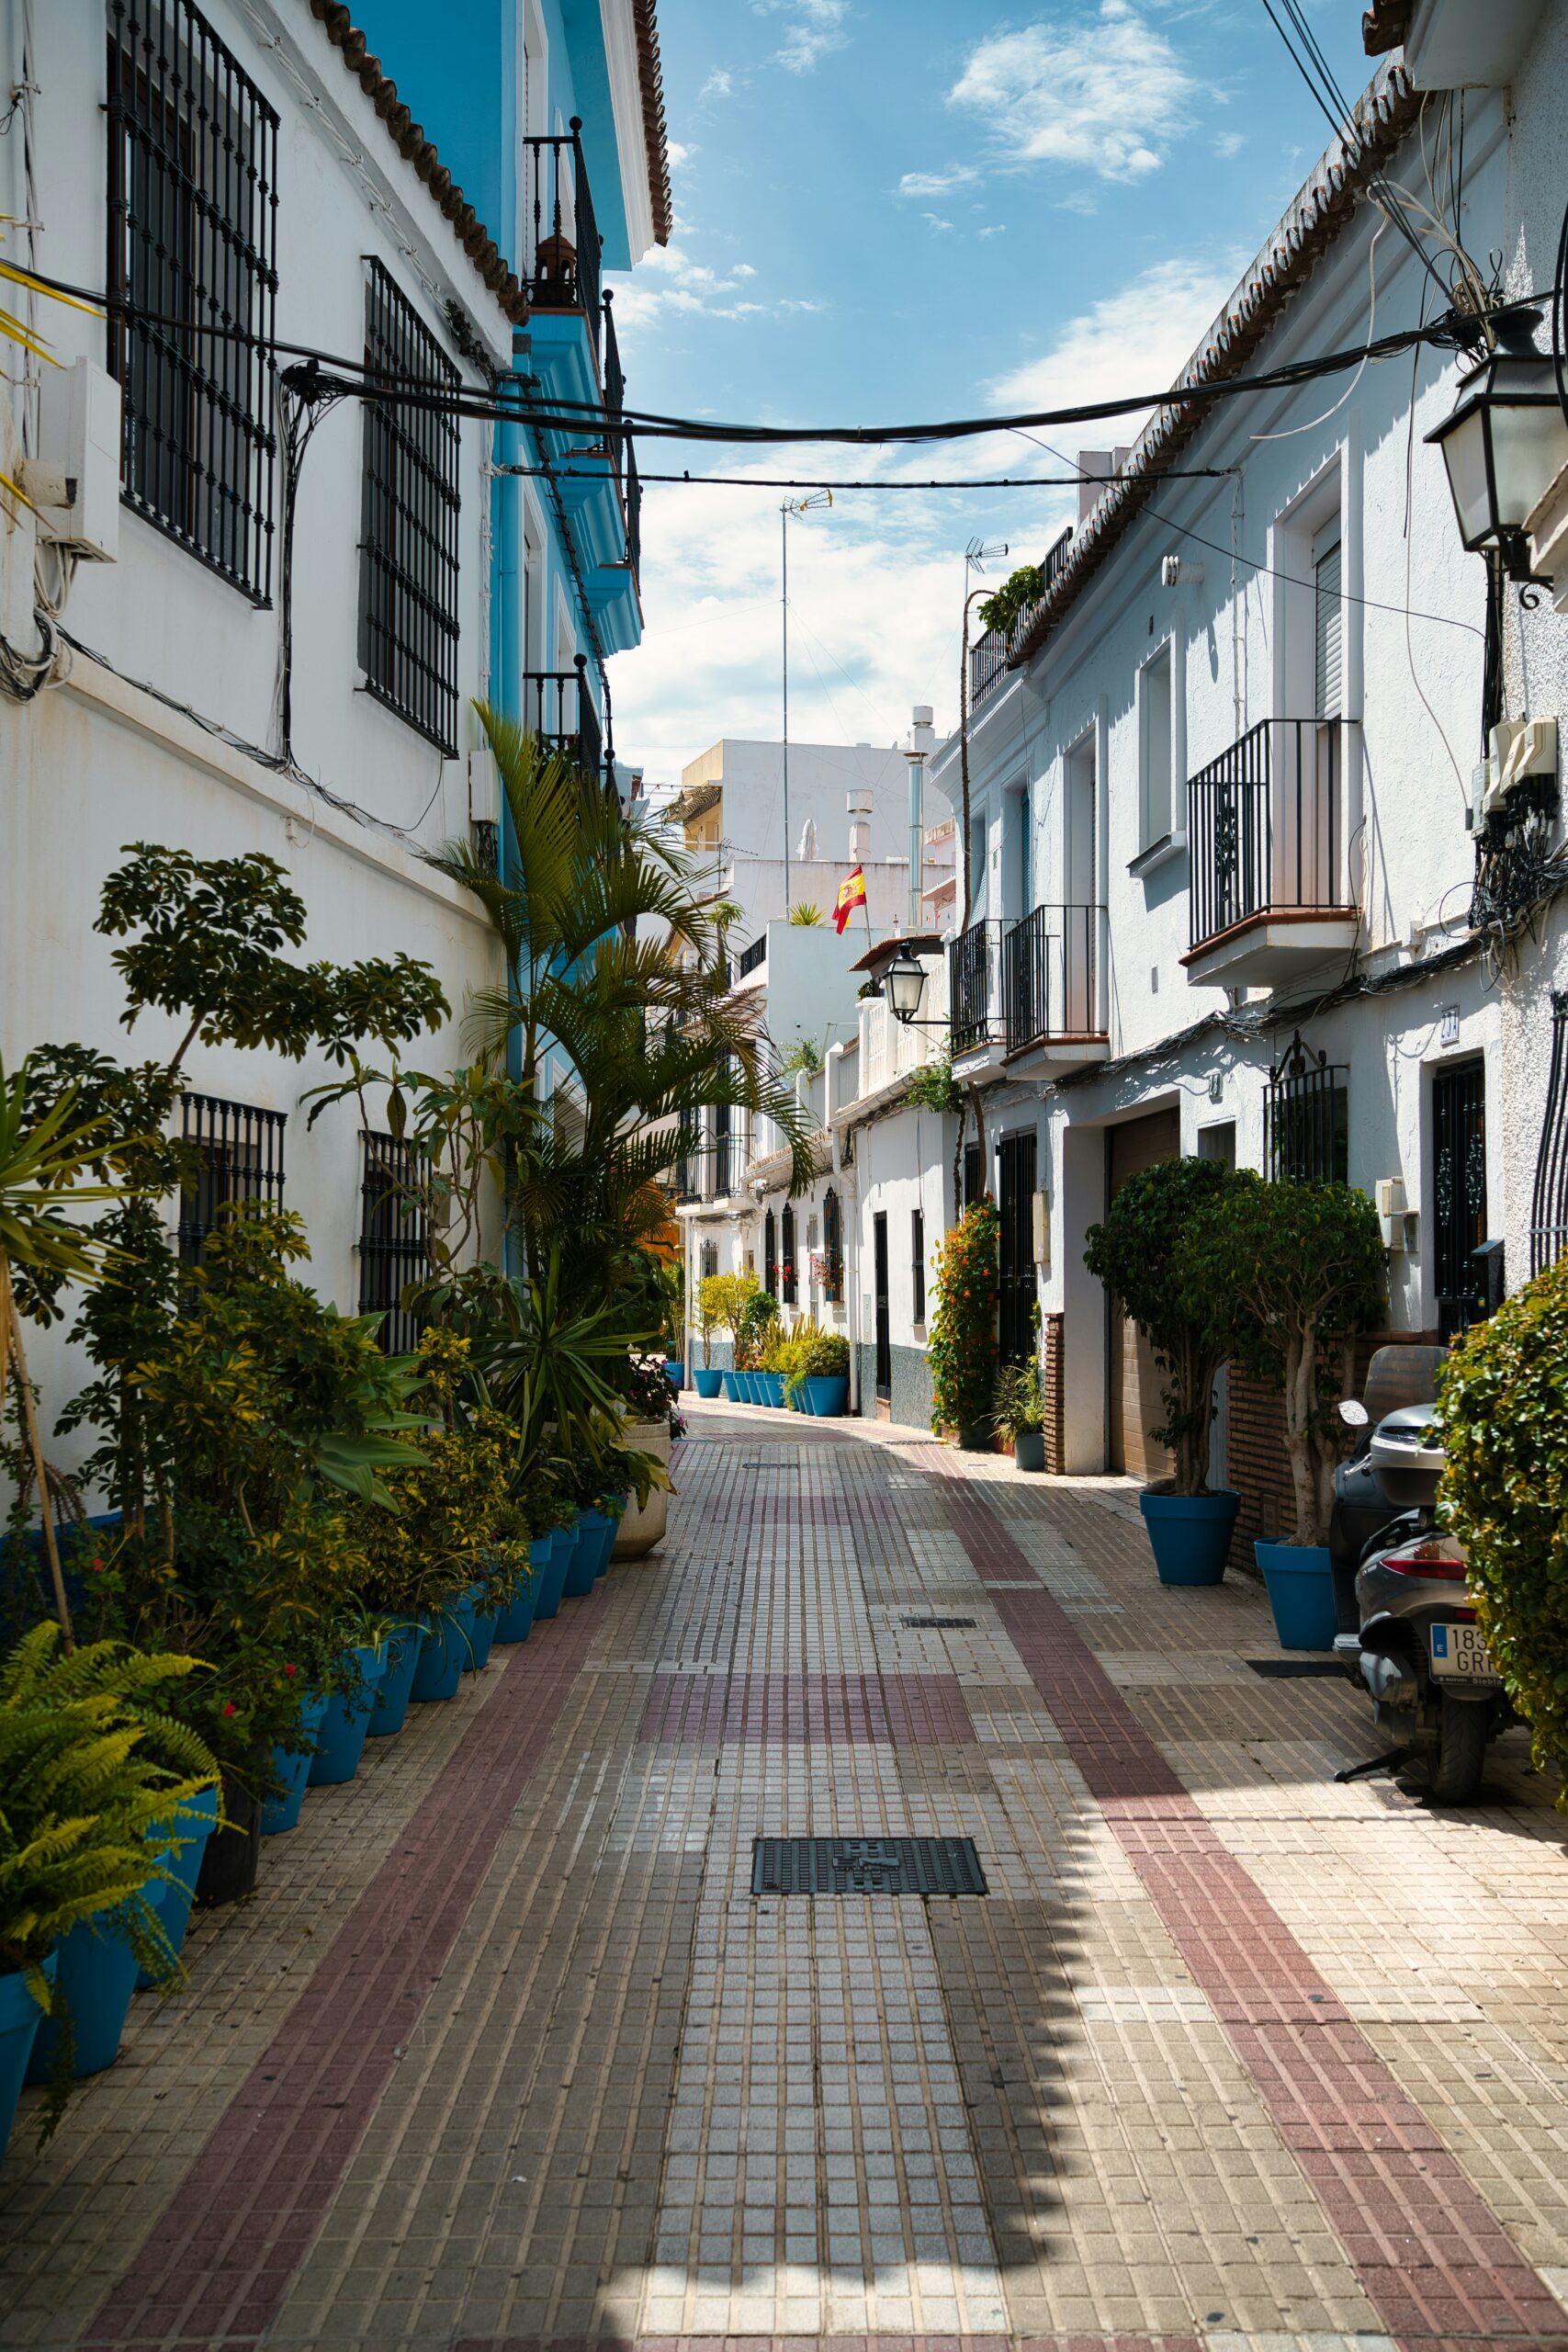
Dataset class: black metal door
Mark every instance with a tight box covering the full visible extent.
[874,1213,892,1399]
[1433,1060,1486,1340]
[998,1132,1037,1366]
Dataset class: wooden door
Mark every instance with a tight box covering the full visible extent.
[1105,1108,1180,1478]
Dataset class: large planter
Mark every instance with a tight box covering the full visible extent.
[309,1644,388,1786]
[801,1374,850,1418]
[614,1419,671,1560]
[666,1359,684,1391]
[196,1770,262,1906]
[411,1590,480,1702]
[758,1371,785,1409]
[468,1588,499,1672]
[368,1616,426,1737]
[532,1526,574,1622]
[1140,1489,1240,1586]
[721,1370,744,1403]
[958,1425,993,1451]
[578,1507,616,1581]
[495,1541,548,1643]
[262,1695,330,1835]
[28,1892,158,2083]
[693,1367,723,1399]
[138,1784,220,1981]
[562,1512,600,1599]
[0,1955,53,2164]
[1257,1541,1338,1650]
[1013,1430,1046,1472]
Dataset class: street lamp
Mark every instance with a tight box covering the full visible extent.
[886,948,931,1025]
[1425,306,1568,582]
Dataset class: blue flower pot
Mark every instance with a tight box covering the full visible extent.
[720,1370,742,1403]
[309,1644,388,1785]
[760,1371,785,1408]
[263,1693,331,1833]
[1139,1489,1239,1586]
[367,1616,426,1736]
[411,1591,479,1702]
[28,1899,153,2081]
[576,1506,615,1581]
[1256,1541,1338,1650]
[0,1954,54,2162]
[533,1526,574,1621]
[666,1359,684,1391]
[693,1367,723,1399]
[137,1785,220,1982]
[802,1374,849,1417]
[562,1512,600,1599]
[468,1585,499,1671]
[495,1541,548,1643]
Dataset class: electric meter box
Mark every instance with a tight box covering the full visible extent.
[30,358,121,562]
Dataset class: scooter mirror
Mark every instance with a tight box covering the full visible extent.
[1337,1399,1369,1427]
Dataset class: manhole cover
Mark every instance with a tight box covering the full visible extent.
[902,1615,977,1630]
[1247,1658,1344,1679]
[751,1836,987,1896]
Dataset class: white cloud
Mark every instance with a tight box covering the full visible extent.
[753,0,851,74]
[701,68,734,99]
[665,140,694,172]
[987,255,1234,444]
[949,4,1197,183]
[897,165,979,198]
[923,212,954,233]
[1213,130,1245,158]
[606,238,818,333]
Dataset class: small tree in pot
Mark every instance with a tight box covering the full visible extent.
[1084,1156,1244,1582]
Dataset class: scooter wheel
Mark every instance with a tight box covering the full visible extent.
[1429,1693,1486,1804]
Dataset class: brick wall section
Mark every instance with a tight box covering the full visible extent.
[1043,1310,1066,1474]
[1224,1328,1441,1572]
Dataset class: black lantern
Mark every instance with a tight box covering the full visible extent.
[885,949,928,1024]
[1425,307,1568,581]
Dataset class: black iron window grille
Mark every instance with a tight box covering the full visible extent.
[177,1091,285,1262]
[822,1186,843,1304]
[107,0,278,603]
[358,1131,431,1355]
[949,921,1001,1054]
[964,1143,983,1212]
[781,1204,797,1306]
[358,260,461,754]
[1188,718,1343,952]
[1264,1032,1348,1185]
[1001,904,1103,1051]
[911,1207,925,1326]
[1529,991,1568,1277]
[764,1208,778,1297]
[737,933,767,978]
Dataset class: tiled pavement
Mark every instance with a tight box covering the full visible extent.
[4,1403,1568,2352]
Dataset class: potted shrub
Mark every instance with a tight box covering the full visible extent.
[996,1354,1047,1471]
[1085,1157,1243,1584]
[784,1323,852,1416]
[1189,1172,1384,1637]
[758,1323,789,1409]
[929,1197,999,1447]
[692,1274,727,1399]
[1438,1253,1568,1798]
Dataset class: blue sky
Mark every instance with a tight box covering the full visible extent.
[606,0,1375,786]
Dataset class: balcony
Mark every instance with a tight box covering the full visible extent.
[520,660,603,783]
[521,125,602,364]
[1001,905,1108,1060]
[967,526,1075,709]
[949,920,1004,1055]
[1183,718,1358,989]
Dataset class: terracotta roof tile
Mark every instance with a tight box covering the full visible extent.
[633,0,673,248]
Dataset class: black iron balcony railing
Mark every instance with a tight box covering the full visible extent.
[1001,904,1104,1052]
[968,526,1075,708]
[521,658,603,782]
[521,122,602,366]
[1188,717,1343,953]
[949,920,1004,1053]
[737,933,767,978]
[625,438,641,586]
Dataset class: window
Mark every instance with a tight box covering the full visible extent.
[359,261,461,753]
[1529,990,1568,1276]
[700,1239,718,1282]
[911,1208,925,1326]
[107,0,278,602]
[1264,1033,1348,1185]
[1138,642,1173,849]
[1314,521,1342,719]
[781,1204,797,1306]
[822,1187,843,1304]
[358,1132,430,1354]
[963,1142,983,1211]
[177,1091,285,1262]
[763,1209,777,1297]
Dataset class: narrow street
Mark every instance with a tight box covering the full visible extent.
[4,1404,1568,2352]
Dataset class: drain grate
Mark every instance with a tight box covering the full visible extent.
[751,1836,987,1896]
[902,1614,977,1630]
[1247,1658,1345,1679]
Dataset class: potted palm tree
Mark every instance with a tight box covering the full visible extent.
[996,1354,1047,1470]
[1085,1156,1244,1583]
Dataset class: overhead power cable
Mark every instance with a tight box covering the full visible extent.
[494,466,1229,490]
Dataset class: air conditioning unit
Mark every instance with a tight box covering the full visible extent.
[17,358,121,561]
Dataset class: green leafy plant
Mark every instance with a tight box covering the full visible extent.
[1085,1156,1242,1498]
[696,1272,756,1368]
[976,560,1047,639]
[905,1054,961,1115]
[780,1037,826,1078]
[1185,1172,1384,1542]
[734,1286,778,1370]
[782,1321,850,1404]
[994,1354,1045,1444]
[1437,1256,1568,1805]
[787,901,824,927]
[928,1196,999,1439]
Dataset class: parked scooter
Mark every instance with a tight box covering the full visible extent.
[1328,1344,1516,1804]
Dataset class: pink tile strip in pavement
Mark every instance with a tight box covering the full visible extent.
[638,1668,976,1746]
[919,1454,1568,2351]
[82,1593,610,2352]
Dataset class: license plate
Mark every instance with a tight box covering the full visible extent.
[1428,1623,1502,1683]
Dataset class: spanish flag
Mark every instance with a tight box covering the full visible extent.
[833,865,866,934]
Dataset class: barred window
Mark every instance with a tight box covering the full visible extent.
[822,1186,843,1305]
[358,1131,431,1355]
[177,1091,285,1262]
[1264,1032,1348,1185]
[358,261,461,753]
[781,1204,797,1306]
[1530,990,1568,1277]
[107,0,278,603]
[911,1207,925,1326]
[764,1209,777,1298]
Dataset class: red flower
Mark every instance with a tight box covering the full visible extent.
[90,1556,105,1573]
[284,1662,298,1678]
[222,1702,237,1717]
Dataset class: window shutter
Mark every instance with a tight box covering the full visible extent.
[1314,533,1342,720]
